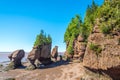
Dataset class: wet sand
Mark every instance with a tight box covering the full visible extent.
[0,61,112,80]
[0,61,85,80]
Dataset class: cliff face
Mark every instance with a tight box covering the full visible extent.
[73,35,86,61]
[64,1,120,79]
[83,19,120,79]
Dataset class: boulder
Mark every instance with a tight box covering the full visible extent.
[57,55,62,61]
[51,46,58,60]
[27,44,52,69]
[7,49,25,69]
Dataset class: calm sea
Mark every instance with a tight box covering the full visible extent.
[0,52,64,63]
[0,52,28,63]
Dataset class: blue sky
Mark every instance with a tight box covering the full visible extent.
[0,0,104,52]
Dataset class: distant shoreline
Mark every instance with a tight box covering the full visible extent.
[0,52,64,63]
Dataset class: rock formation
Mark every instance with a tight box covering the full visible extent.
[27,44,52,69]
[73,35,86,61]
[51,46,58,61]
[83,19,120,80]
[64,35,86,61]
[56,55,62,61]
[7,49,25,69]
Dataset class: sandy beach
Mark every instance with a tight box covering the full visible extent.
[0,62,83,80]
[0,61,111,80]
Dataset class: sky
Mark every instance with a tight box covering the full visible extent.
[0,0,104,52]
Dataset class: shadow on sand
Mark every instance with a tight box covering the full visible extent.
[17,60,70,70]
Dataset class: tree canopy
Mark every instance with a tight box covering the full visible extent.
[34,30,52,46]
[64,0,99,55]
[64,0,120,55]
[64,15,82,54]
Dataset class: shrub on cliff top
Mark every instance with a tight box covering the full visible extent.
[34,30,52,46]
[97,0,120,35]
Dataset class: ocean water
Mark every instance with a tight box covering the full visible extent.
[0,52,28,63]
[0,52,10,63]
[0,52,64,63]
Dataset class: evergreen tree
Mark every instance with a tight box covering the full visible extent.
[64,0,120,56]
[64,15,82,55]
[34,30,52,46]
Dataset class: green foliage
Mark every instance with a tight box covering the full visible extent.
[34,30,52,46]
[64,15,82,43]
[83,0,99,40]
[100,23,112,34]
[64,1,99,55]
[0,64,3,67]
[26,64,36,70]
[64,15,82,55]
[67,35,74,55]
[64,0,120,56]
[89,43,102,55]
[97,0,120,34]
[47,34,52,44]
[4,62,15,71]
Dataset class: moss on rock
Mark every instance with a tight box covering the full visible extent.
[4,62,15,71]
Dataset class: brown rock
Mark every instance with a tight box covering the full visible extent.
[51,46,58,60]
[27,44,52,68]
[93,25,101,33]
[83,24,120,79]
[57,55,62,61]
[93,18,101,33]
[64,51,73,59]
[73,37,86,61]
[8,49,25,68]
[27,47,40,66]
[40,44,51,59]
[77,35,84,42]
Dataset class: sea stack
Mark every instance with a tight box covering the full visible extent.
[7,49,25,70]
[27,44,52,70]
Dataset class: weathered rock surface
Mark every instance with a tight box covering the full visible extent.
[27,44,52,69]
[83,19,120,80]
[64,51,73,60]
[51,46,58,60]
[73,35,86,61]
[7,50,25,69]
[56,55,62,61]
